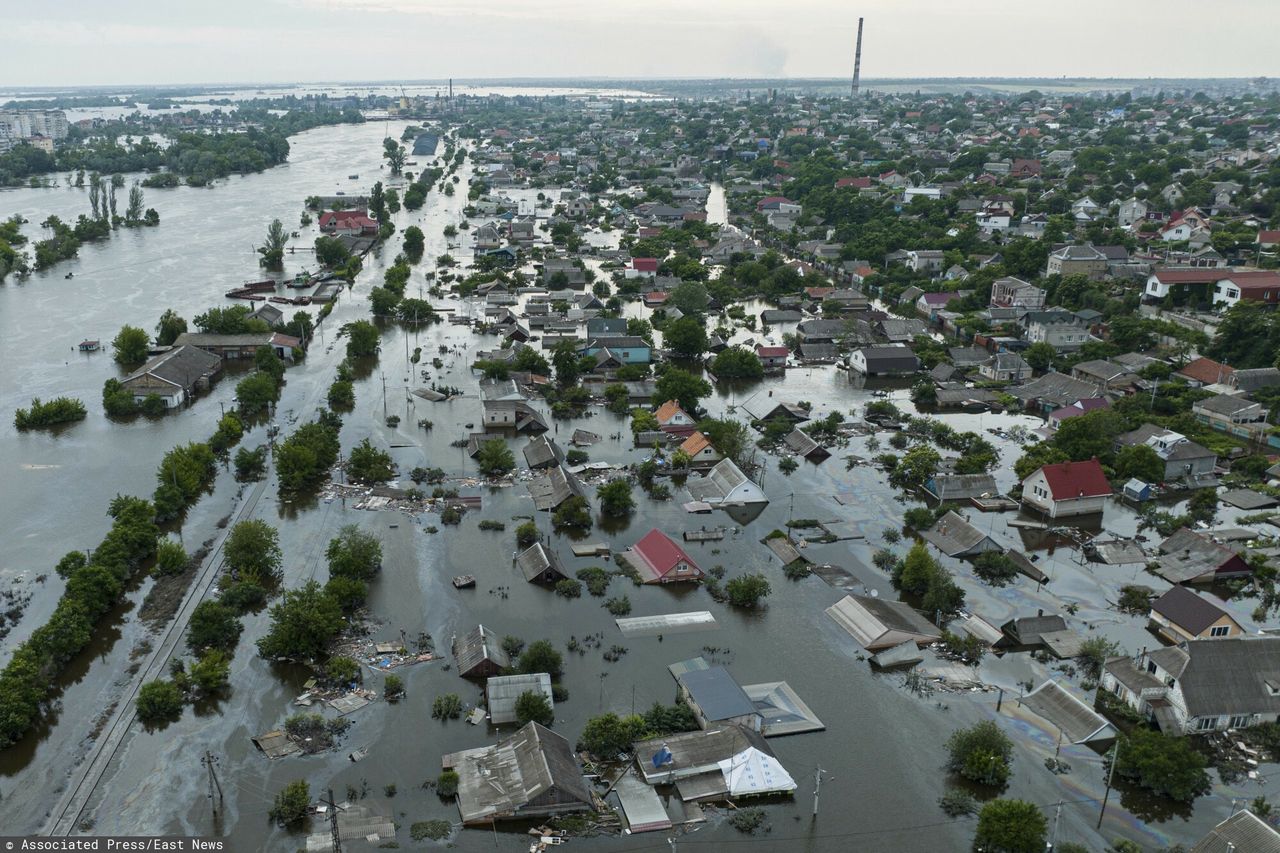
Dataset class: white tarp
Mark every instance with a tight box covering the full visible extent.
[717,747,796,797]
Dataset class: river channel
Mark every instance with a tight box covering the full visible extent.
[0,114,1263,851]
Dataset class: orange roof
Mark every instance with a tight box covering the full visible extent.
[680,431,711,456]
[1178,357,1234,385]
[654,399,686,425]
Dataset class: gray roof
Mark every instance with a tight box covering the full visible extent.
[1151,586,1232,635]
[949,346,990,367]
[1000,615,1068,646]
[678,666,757,722]
[1191,811,1280,853]
[632,724,771,783]
[923,474,998,501]
[527,464,587,510]
[516,541,567,583]
[783,428,826,459]
[173,331,276,348]
[123,345,222,391]
[453,624,510,677]
[1156,528,1243,583]
[523,435,563,469]
[1232,368,1280,392]
[1195,393,1260,416]
[879,318,928,341]
[797,343,839,361]
[485,673,554,725]
[1009,371,1101,407]
[854,346,919,372]
[919,511,1002,557]
[452,723,592,824]
[1174,638,1280,718]
[826,594,942,651]
[1021,680,1116,744]
[761,310,804,324]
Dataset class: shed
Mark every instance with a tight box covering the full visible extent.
[783,428,829,462]
[1122,478,1152,501]
[523,435,563,469]
[516,541,568,584]
[453,624,511,679]
[997,615,1068,649]
[615,771,672,833]
[485,673,554,725]
[825,594,942,651]
[1021,680,1117,745]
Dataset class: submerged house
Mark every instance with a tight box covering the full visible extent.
[516,541,568,585]
[622,529,705,584]
[1155,528,1252,584]
[453,624,511,679]
[920,511,1002,558]
[1149,586,1244,643]
[483,399,548,433]
[686,459,768,508]
[120,345,223,408]
[825,594,942,651]
[675,666,764,733]
[1020,458,1111,518]
[447,722,593,825]
[485,673,554,725]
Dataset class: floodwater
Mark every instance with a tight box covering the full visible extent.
[0,121,1263,852]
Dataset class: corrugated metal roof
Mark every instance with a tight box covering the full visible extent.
[485,673,553,725]
[1022,680,1116,744]
[678,667,757,722]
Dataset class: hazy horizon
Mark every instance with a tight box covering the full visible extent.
[2,0,1278,88]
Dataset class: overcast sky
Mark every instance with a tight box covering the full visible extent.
[3,0,1278,88]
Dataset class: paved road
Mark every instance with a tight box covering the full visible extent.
[45,475,271,836]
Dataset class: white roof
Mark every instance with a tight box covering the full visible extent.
[718,747,796,797]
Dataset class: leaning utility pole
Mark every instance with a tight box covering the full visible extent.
[851,18,865,97]
[1097,740,1121,829]
[326,788,343,853]
[201,751,224,817]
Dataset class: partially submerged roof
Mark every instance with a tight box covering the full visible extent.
[1191,810,1280,853]
[633,724,772,783]
[485,673,553,725]
[453,624,511,677]
[1151,586,1233,635]
[527,464,587,510]
[616,612,718,637]
[678,666,757,722]
[1022,680,1117,744]
[826,594,942,651]
[516,541,567,583]
[614,771,672,833]
[452,722,592,824]
[742,681,825,737]
[522,434,563,469]
[686,458,768,506]
[920,511,1002,557]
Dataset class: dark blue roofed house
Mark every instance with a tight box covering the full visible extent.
[676,666,764,733]
[579,335,651,365]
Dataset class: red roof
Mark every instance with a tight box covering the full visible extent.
[643,291,668,304]
[630,529,701,580]
[1178,357,1234,385]
[756,345,789,358]
[1258,230,1280,244]
[1036,459,1112,500]
[756,196,795,210]
[1153,269,1233,285]
[632,257,659,272]
[1226,270,1280,293]
[835,176,872,189]
[318,208,372,229]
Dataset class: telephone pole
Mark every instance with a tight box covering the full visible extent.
[326,788,343,853]
[1097,740,1121,829]
[201,751,224,817]
[812,766,824,818]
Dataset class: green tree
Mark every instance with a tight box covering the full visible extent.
[476,438,515,476]
[945,720,1013,786]
[112,324,150,366]
[578,712,649,757]
[402,225,424,262]
[269,780,310,826]
[973,799,1047,853]
[517,640,563,678]
[154,309,187,347]
[1053,409,1127,462]
[711,345,765,379]
[725,573,771,608]
[235,371,278,415]
[971,551,1020,587]
[135,679,183,726]
[256,580,344,661]
[665,315,709,359]
[154,539,188,576]
[887,445,941,492]
[188,649,231,695]
[346,438,396,483]
[346,320,379,358]
[187,600,242,653]
[596,479,635,517]
[1013,442,1070,481]
[551,339,582,387]
[383,138,406,175]
[515,690,554,726]
[258,218,287,269]
[1114,444,1164,483]
[552,495,592,530]
[653,367,711,414]
[326,525,383,582]
[224,519,282,583]
[1022,342,1057,372]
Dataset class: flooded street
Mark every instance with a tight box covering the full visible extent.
[0,120,1263,852]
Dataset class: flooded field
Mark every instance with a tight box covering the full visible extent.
[0,121,1266,851]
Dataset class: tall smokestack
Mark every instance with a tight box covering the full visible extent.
[852,17,864,97]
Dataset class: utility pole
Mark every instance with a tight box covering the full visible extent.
[326,788,343,853]
[201,751,224,817]
[1050,800,1062,851]
[381,372,388,420]
[812,765,824,818]
[1097,740,1120,829]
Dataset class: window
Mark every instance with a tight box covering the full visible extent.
[1229,715,1251,729]
[1197,717,1218,731]
[1146,661,1157,675]
[1210,625,1230,638]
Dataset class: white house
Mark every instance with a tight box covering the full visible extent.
[1021,458,1112,518]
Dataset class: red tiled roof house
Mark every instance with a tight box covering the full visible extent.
[622,529,705,584]
[1021,458,1112,518]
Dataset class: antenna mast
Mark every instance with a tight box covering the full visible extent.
[852,17,865,97]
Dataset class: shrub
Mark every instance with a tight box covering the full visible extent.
[233,446,267,482]
[325,655,360,685]
[14,396,87,430]
[555,579,583,598]
[938,788,978,817]
[596,479,635,517]
[436,770,460,798]
[326,525,382,582]
[327,380,355,410]
[517,640,563,678]
[516,521,538,546]
[972,551,1020,587]
[552,495,592,530]
[410,820,451,841]
[346,438,396,483]
[578,712,648,757]
[576,566,610,596]
[604,595,631,616]
[478,519,505,531]
[153,539,188,576]
[501,635,525,658]
[946,721,1013,787]
[1078,636,1120,680]
[725,573,771,608]
[728,807,768,835]
[135,679,183,725]
[432,693,463,720]
[384,674,404,700]
[475,438,515,476]
[566,449,589,465]
[187,600,242,652]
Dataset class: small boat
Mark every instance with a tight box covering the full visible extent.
[349,174,359,179]
[453,575,476,589]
